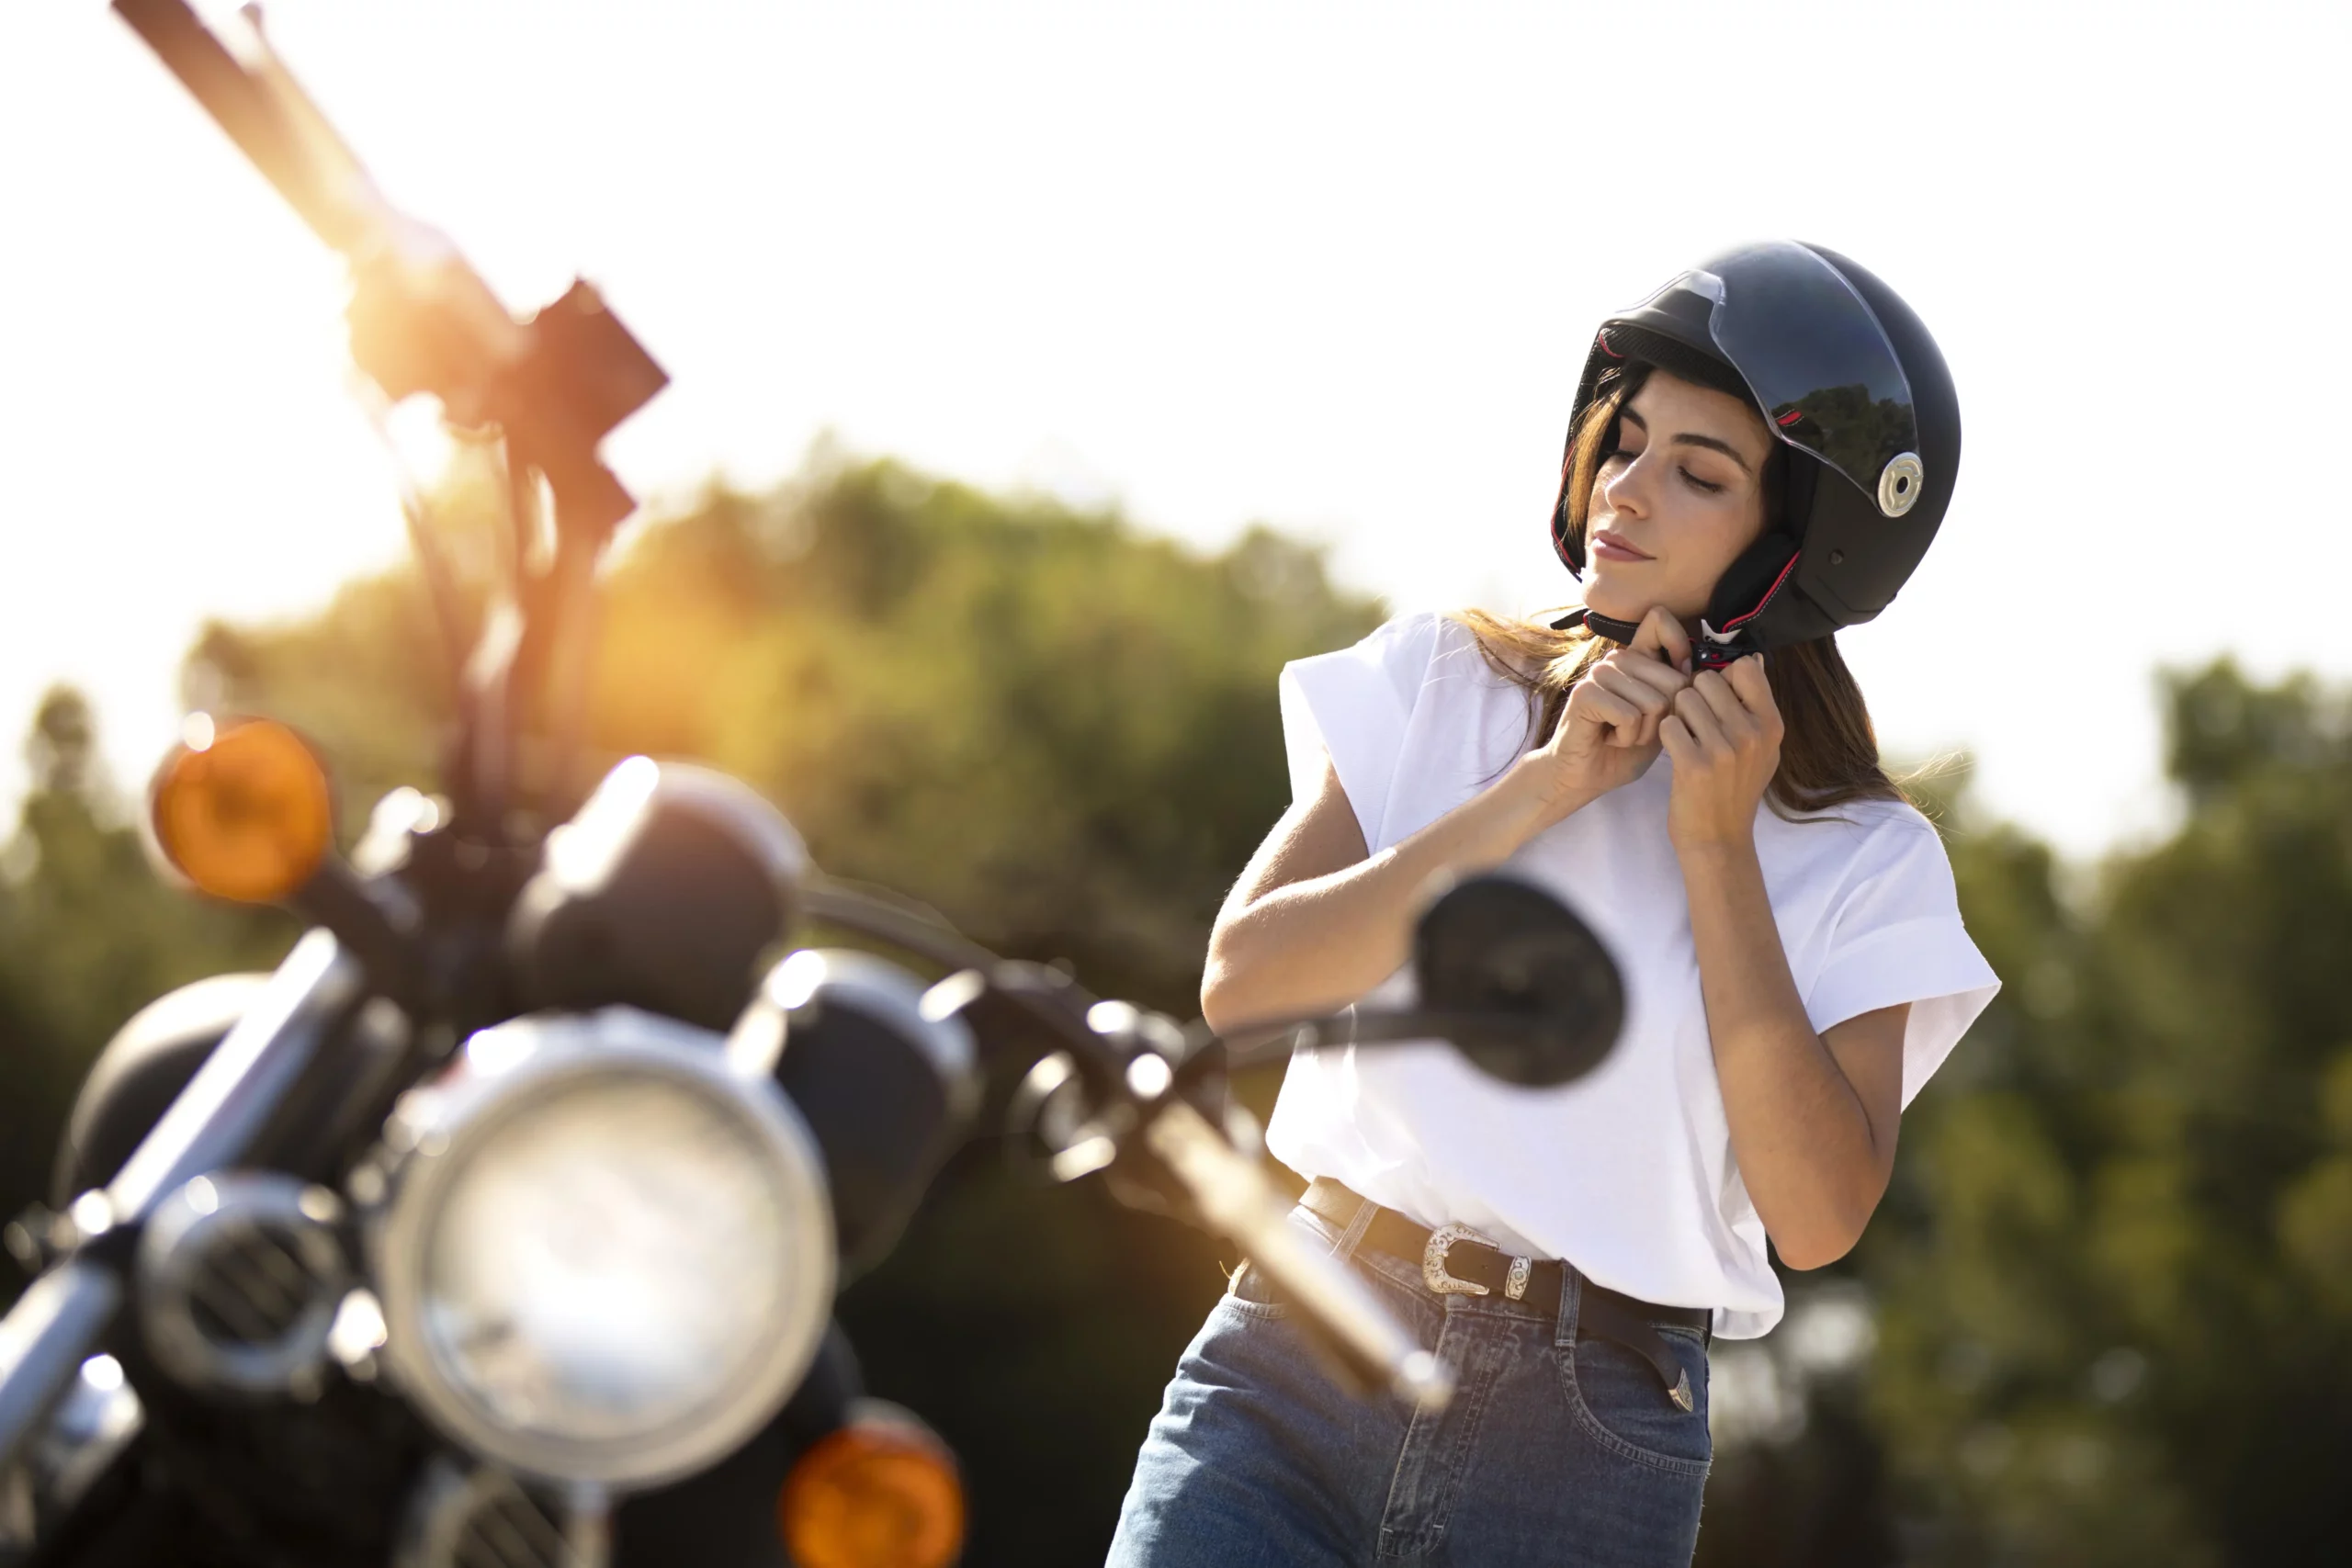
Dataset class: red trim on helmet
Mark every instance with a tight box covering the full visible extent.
[1718,550,1800,632]
[1775,409,1804,427]
[1597,329,1623,359]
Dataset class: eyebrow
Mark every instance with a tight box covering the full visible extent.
[1618,408,1757,476]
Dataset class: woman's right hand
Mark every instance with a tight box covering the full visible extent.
[1523,606,1694,818]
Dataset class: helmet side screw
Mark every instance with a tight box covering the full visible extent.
[1877,454,1925,518]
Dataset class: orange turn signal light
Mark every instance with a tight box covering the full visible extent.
[149,716,333,904]
[778,1415,966,1568]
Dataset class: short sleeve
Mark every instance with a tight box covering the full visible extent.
[1278,614,1443,852]
[1803,818,2001,1110]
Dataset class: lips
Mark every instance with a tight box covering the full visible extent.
[1589,531,1654,563]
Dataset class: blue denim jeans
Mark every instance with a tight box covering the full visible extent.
[1104,1202,1712,1568]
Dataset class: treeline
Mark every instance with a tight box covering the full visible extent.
[3,457,2347,1563]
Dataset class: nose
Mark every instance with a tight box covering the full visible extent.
[1600,450,1654,520]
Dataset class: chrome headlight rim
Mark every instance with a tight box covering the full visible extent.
[372,1008,835,1490]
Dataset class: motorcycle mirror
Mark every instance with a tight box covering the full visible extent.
[1412,876,1624,1089]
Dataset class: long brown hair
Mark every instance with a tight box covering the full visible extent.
[1455,362,1903,816]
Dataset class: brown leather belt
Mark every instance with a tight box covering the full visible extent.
[1300,1178,1709,1412]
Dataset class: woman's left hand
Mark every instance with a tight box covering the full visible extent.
[1659,655,1783,851]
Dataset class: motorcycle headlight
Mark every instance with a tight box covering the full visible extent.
[371,1009,834,1489]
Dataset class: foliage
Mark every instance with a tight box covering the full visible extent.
[1851,660,2352,1566]
[186,457,1376,1014]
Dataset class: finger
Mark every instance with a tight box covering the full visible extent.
[1600,649,1692,703]
[1727,655,1781,728]
[1591,661,1677,717]
[1631,607,1695,673]
[1589,671,1665,751]
[1570,684,1644,744]
[1672,686,1727,752]
[1690,669,1747,728]
[1659,715,1696,765]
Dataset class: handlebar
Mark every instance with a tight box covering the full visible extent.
[801,882,1457,1409]
[0,932,362,1471]
[110,0,662,539]
[111,0,361,249]
[1141,1101,1451,1406]
[107,933,364,1219]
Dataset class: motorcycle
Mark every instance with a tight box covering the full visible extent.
[0,6,1631,1565]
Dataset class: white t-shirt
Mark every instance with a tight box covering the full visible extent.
[1262,613,1999,1339]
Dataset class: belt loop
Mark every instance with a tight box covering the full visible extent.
[1553,1258,1583,1348]
[1330,1189,1379,1264]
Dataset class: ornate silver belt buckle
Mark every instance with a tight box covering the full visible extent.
[1423,1225,1490,1296]
[1423,1224,1535,1301]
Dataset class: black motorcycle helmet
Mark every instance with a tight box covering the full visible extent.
[1551,241,1961,664]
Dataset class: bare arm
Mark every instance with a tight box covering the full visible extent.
[1663,657,1910,1269]
[1203,608,1701,1034]
[1200,751,1568,1032]
[1680,834,1908,1268]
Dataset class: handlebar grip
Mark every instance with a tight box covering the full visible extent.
[1140,1101,1453,1410]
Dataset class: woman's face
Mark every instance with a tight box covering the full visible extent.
[1581,369,1775,627]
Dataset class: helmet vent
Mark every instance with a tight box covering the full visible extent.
[1878,454,1925,518]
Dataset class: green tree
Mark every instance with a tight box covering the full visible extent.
[1859,660,2352,1565]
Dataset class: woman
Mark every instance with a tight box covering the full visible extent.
[1105,243,1999,1567]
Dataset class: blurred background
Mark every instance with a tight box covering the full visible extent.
[4,1,2351,1563]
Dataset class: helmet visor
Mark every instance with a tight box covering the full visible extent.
[1633,243,1922,517]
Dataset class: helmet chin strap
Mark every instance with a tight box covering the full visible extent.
[1561,608,1754,670]
[1572,607,1643,645]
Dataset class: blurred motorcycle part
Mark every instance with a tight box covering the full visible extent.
[727,950,980,1279]
[777,1402,965,1568]
[508,758,809,1032]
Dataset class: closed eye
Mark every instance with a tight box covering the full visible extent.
[1680,468,1724,495]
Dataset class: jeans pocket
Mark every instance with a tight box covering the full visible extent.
[1558,1325,1713,1478]
[1223,1257,1292,1320]
[1220,1205,1350,1320]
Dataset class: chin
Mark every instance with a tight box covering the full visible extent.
[1580,580,1645,626]
[1584,570,1702,629]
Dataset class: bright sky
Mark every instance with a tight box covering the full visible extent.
[4,0,2347,860]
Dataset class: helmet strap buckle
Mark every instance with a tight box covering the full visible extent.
[1694,620,1749,671]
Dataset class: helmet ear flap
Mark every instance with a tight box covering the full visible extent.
[1702,531,1801,645]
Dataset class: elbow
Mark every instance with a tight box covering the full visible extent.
[1773,1234,1856,1273]
[1770,1207,1874,1273]
[1200,923,1279,1037]
[1771,1155,1894,1271]
[1200,966,1237,1037]
[1199,931,1248,1036]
